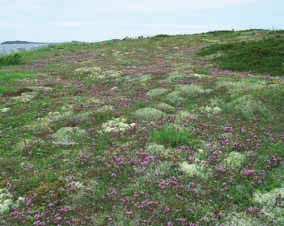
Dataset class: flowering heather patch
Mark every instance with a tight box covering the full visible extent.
[0,29,283,225]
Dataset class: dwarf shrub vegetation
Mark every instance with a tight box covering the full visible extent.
[198,37,284,76]
[0,53,23,66]
[0,29,283,225]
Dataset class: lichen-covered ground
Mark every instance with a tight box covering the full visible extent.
[0,30,283,225]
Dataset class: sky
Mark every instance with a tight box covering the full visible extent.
[0,0,283,43]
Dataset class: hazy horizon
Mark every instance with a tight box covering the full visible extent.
[1,0,283,43]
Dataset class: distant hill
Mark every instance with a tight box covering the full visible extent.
[1,40,47,45]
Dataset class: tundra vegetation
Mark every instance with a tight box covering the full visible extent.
[0,29,283,225]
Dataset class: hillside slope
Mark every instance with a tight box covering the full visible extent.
[0,29,283,225]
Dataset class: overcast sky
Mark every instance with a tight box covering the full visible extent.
[1,0,283,42]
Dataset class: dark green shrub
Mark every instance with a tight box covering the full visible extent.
[152,34,171,39]
[0,53,23,66]
[204,30,240,37]
[197,37,284,76]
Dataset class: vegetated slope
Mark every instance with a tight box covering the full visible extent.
[0,29,283,225]
[197,35,284,76]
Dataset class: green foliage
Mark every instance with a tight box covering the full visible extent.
[193,68,209,75]
[151,34,171,39]
[257,140,284,158]
[93,132,113,155]
[198,37,284,76]
[197,43,235,56]
[0,29,283,225]
[204,30,240,37]
[91,110,114,124]
[150,125,194,147]
[0,72,34,94]
[133,101,149,109]
[0,53,23,66]
[0,72,32,82]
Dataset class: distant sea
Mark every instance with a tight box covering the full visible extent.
[0,43,48,56]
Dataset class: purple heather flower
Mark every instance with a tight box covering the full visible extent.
[164,206,170,212]
[176,218,187,223]
[246,207,254,214]
[243,169,256,176]
[126,211,133,216]
[217,167,226,173]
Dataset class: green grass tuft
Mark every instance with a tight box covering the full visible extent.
[150,125,195,147]
[0,72,34,94]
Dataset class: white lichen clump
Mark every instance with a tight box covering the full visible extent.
[226,95,270,119]
[0,189,22,214]
[75,66,102,76]
[52,127,87,145]
[0,108,10,113]
[191,73,206,78]
[146,88,168,98]
[97,105,114,113]
[222,151,246,170]
[135,108,166,121]
[166,91,185,106]
[75,67,122,80]
[156,103,175,113]
[220,212,262,226]
[253,187,284,223]
[179,162,208,178]
[216,78,267,93]
[27,109,73,130]
[178,84,212,97]
[102,118,136,133]
[146,143,166,155]
[200,106,222,115]
[123,74,152,82]
[12,92,37,103]
[175,111,196,123]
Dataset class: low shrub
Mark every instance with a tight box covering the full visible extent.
[0,53,23,66]
[197,37,284,76]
